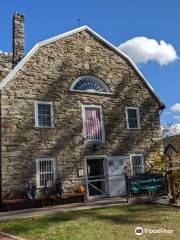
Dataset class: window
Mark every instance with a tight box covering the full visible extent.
[70,75,110,94]
[125,107,140,129]
[35,101,54,128]
[130,155,144,175]
[82,105,105,142]
[36,158,56,187]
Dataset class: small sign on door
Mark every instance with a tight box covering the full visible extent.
[78,169,84,176]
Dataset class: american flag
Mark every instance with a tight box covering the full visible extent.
[85,108,102,141]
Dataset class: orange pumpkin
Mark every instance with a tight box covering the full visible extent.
[78,185,85,193]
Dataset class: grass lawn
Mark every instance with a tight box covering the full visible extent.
[0,204,179,240]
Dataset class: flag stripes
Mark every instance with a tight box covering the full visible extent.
[84,107,102,141]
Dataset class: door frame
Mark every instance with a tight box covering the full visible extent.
[85,155,107,200]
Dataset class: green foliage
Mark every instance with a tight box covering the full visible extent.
[150,153,168,173]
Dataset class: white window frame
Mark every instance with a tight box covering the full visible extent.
[36,158,56,188]
[130,154,145,175]
[70,75,111,95]
[82,105,105,143]
[34,101,55,128]
[125,107,141,129]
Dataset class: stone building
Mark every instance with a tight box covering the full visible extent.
[0,13,165,200]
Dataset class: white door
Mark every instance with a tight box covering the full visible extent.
[106,156,127,197]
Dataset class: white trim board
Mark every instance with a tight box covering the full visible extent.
[125,107,141,129]
[36,157,56,188]
[0,25,164,108]
[85,155,107,200]
[34,100,55,128]
[130,154,145,175]
[70,75,111,94]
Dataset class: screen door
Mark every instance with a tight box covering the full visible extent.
[86,158,106,199]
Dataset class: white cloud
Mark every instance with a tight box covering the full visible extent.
[169,124,180,136]
[171,103,180,112]
[118,37,178,65]
[162,124,180,137]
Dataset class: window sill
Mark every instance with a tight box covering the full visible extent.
[69,90,112,96]
[84,140,105,144]
[35,126,55,129]
[36,186,54,189]
[127,128,141,130]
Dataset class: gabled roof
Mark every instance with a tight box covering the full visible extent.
[0,25,165,108]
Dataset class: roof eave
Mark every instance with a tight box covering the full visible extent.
[0,25,165,108]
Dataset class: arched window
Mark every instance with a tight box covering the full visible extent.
[70,75,110,94]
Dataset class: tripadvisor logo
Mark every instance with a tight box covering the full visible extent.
[135,227,143,236]
[135,226,174,236]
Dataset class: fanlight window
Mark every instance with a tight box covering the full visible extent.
[70,75,110,94]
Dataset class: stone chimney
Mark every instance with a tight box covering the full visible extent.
[12,12,25,67]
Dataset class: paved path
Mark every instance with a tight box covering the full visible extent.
[0,232,26,240]
[0,197,128,221]
[0,235,12,240]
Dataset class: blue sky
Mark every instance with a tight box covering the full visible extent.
[0,0,179,129]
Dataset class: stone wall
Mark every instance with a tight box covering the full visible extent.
[0,51,12,82]
[12,13,24,67]
[0,30,163,199]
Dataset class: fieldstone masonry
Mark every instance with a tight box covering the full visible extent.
[0,52,12,82]
[0,12,24,81]
[12,13,24,67]
[0,29,164,199]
